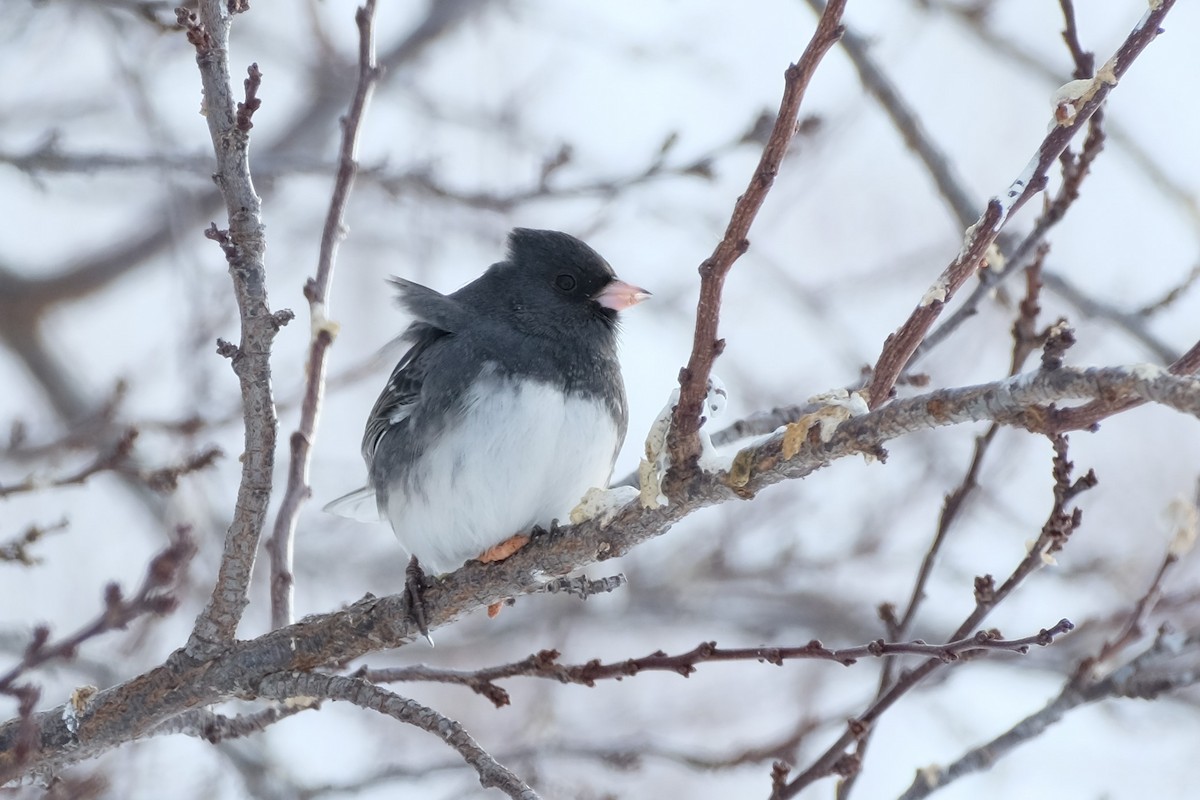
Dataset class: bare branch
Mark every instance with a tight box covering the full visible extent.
[864,1,1175,407]
[1057,0,1095,80]
[293,727,827,799]
[839,250,1052,799]
[359,621,1074,709]
[897,537,1200,800]
[182,1,288,659]
[802,0,976,226]
[146,703,309,743]
[0,429,220,499]
[0,520,69,566]
[256,673,541,800]
[664,0,847,495]
[0,527,194,755]
[0,530,194,694]
[1045,339,1200,432]
[267,0,381,630]
[772,433,1095,797]
[3,364,1194,780]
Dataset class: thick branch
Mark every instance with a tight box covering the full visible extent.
[2,364,1197,780]
[180,3,288,658]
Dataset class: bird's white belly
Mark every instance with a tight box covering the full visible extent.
[385,375,618,574]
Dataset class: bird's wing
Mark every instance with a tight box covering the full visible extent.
[361,276,508,467]
[361,323,442,463]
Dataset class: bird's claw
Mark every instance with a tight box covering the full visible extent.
[405,555,435,646]
[530,518,562,539]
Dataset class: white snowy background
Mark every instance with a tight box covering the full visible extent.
[2,1,1199,798]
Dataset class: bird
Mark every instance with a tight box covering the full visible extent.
[325,228,649,581]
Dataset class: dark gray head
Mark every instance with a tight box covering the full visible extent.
[464,228,648,340]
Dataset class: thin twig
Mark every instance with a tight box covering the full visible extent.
[256,672,541,800]
[839,250,1051,799]
[0,529,195,695]
[1057,0,1094,80]
[803,0,976,225]
[864,1,1175,407]
[1137,262,1200,317]
[0,430,220,499]
[358,622,1073,709]
[294,722,823,800]
[774,436,1094,797]
[267,0,381,631]
[897,538,1199,800]
[664,0,847,496]
[0,520,69,566]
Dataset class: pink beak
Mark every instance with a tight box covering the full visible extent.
[595,279,651,312]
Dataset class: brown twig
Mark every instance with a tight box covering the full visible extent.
[0,127,744,212]
[1046,339,1200,431]
[0,429,220,499]
[840,249,1051,799]
[663,0,847,496]
[0,429,136,498]
[256,672,540,800]
[898,529,1199,800]
[358,622,1074,710]
[0,520,69,566]
[267,0,381,631]
[895,252,1050,640]
[292,728,831,799]
[773,436,1094,797]
[865,0,1175,407]
[1057,0,1094,80]
[0,529,195,697]
[955,434,1096,641]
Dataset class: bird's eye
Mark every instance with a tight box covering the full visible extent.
[554,273,577,292]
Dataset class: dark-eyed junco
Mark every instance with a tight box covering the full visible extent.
[326,228,649,577]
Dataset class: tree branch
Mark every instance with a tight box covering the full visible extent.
[772,430,1096,797]
[267,0,381,630]
[664,0,847,496]
[2,364,1197,780]
[864,0,1176,408]
[256,672,540,800]
[179,2,290,659]
[896,538,1200,800]
[359,621,1074,709]
[840,254,1050,798]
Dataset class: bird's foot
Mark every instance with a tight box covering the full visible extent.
[477,533,531,619]
[477,533,530,563]
[405,555,435,646]
[486,598,515,618]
